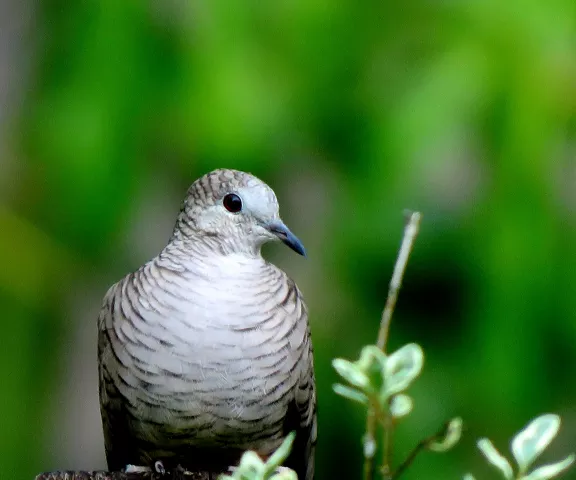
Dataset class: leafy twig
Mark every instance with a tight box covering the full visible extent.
[393,418,462,480]
[364,211,422,480]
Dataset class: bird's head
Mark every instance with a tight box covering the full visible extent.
[173,169,306,257]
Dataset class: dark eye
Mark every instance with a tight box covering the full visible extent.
[223,193,242,213]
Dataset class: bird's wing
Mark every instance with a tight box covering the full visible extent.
[283,284,317,480]
[97,281,139,471]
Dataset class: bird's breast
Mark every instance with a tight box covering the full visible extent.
[110,261,303,438]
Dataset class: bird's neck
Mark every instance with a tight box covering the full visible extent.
[157,232,266,273]
[169,223,265,258]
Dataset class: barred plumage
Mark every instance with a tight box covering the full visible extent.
[98,169,316,479]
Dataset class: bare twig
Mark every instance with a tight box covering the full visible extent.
[363,211,422,480]
[376,211,422,352]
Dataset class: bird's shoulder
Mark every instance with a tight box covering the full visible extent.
[97,279,120,331]
[96,264,149,332]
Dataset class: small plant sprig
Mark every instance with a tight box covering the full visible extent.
[220,433,297,480]
[332,211,462,479]
[465,414,574,480]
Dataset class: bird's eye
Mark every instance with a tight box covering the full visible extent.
[223,193,243,213]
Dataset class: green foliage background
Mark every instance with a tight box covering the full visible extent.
[1,1,576,479]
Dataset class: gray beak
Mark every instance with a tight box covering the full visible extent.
[266,221,306,257]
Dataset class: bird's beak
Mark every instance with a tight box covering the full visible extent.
[266,221,306,257]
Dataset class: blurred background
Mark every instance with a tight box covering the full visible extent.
[1,1,576,479]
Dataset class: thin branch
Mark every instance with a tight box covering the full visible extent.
[381,410,393,480]
[392,420,452,480]
[376,211,422,352]
[363,211,422,480]
[392,437,429,480]
[363,409,377,480]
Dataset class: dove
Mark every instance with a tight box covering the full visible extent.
[98,168,316,479]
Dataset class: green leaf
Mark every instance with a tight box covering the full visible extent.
[477,438,514,480]
[357,345,388,372]
[221,434,296,480]
[363,434,377,458]
[384,343,424,395]
[428,417,463,452]
[266,432,296,472]
[522,455,575,480]
[269,468,298,480]
[512,414,561,473]
[222,451,265,480]
[333,383,368,405]
[358,346,388,393]
[389,394,413,418]
[332,358,370,389]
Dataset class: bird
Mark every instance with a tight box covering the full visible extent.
[97,168,316,479]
